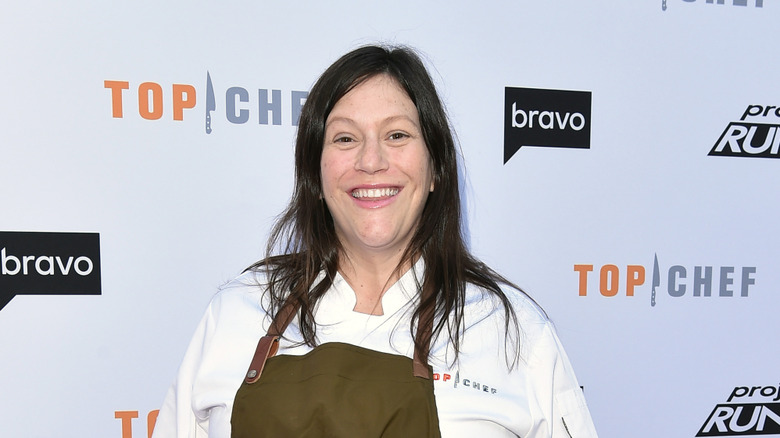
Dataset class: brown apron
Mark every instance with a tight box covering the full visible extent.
[231,302,442,437]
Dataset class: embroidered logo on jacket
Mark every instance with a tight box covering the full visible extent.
[433,371,498,395]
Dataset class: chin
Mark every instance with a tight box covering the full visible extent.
[353,231,406,252]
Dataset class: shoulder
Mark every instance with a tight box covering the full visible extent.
[502,284,548,325]
[459,279,556,362]
[463,280,548,327]
[202,269,272,330]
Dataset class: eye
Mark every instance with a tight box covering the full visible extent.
[331,132,360,145]
[388,132,409,141]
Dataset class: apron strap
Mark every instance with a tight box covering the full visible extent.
[244,300,297,384]
[244,294,434,384]
[412,304,434,379]
[244,335,279,384]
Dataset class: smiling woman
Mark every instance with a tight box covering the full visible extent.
[152,45,599,438]
[321,75,435,313]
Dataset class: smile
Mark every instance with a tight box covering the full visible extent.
[351,187,400,199]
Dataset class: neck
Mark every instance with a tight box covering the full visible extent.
[338,248,413,315]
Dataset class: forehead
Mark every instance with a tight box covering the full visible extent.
[326,74,418,124]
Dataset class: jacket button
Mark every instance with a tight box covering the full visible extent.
[247,370,258,379]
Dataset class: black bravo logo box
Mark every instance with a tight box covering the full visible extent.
[0,231,101,311]
[503,87,592,164]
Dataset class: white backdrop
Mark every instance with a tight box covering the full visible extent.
[1,1,778,437]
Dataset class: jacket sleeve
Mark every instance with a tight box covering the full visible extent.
[151,301,218,438]
[527,321,599,438]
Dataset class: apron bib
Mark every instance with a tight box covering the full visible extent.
[231,302,442,437]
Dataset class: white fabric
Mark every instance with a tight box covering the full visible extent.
[152,264,598,438]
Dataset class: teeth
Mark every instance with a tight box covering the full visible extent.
[351,188,399,199]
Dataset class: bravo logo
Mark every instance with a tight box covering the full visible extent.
[709,105,780,159]
[697,384,780,436]
[0,232,102,312]
[574,254,756,306]
[104,72,308,133]
[503,87,591,164]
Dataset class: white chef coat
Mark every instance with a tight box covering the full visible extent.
[152,263,598,437]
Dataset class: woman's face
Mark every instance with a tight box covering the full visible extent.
[321,74,433,261]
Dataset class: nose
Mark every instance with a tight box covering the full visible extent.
[355,136,388,174]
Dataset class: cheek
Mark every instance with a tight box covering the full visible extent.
[320,158,336,190]
[321,150,356,180]
[320,157,350,199]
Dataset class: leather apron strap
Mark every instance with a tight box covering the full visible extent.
[244,298,433,384]
[243,300,297,384]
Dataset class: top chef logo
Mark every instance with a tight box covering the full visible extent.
[697,383,780,436]
[433,370,499,395]
[575,253,757,307]
[503,87,591,164]
[115,410,159,438]
[0,232,101,312]
[709,105,780,159]
[104,72,308,134]
[663,0,764,11]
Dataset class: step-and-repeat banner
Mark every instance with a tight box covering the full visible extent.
[1,1,777,437]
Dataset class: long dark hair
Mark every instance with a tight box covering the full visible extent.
[248,45,523,366]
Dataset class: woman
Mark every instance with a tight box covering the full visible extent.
[152,45,598,437]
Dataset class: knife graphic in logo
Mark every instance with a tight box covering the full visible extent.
[651,253,660,307]
[206,71,216,134]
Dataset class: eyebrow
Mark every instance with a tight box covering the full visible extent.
[325,114,419,130]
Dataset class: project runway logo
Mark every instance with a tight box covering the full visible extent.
[697,383,780,436]
[0,232,101,311]
[503,87,591,164]
[104,72,309,133]
[709,105,780,159]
